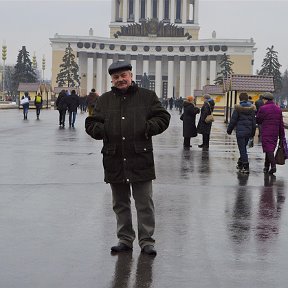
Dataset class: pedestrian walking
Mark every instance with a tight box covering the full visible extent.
[20,91,31,120]
[227,92,256,173]
[180,96,200,148]
[197,94,215,150]
[55,90,68,128]
[255,95,264,137]
[86,88,99,116]
[85,60,170,256]
[256,92,285,175]
[66,90,80,128]
[34,92,43,120]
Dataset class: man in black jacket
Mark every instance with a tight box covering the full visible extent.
[85,61,170,256]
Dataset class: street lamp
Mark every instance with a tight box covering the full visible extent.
[2,43,7,101]
[42,55,48,109]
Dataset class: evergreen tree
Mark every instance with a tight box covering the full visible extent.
[56,43,80,87]
[278,69,288,105]
[214,53,234,85]
[11,46,37,94]
[258,45,282,93]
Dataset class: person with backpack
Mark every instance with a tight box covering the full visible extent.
[66,89,80,128]
[34,93,43,120]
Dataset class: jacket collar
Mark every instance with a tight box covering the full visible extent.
[111,81,138,96]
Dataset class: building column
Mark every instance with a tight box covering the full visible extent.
[155,56,162,98]
[131,55,137,81]
[87,56,94,95]
[158,0,164,21]
[78,52,88,96]
[96,53,103,94]
[147,0,152,19]
[111,0,116,22]
[200,57,207,89]
[168,56,174,98]
[179,56,186,97]
[143,55,149,75]
[135,0,140,22]
[170,0,175,23]
[93,55,97,90]
[209,58,217,85]
[194,0,199,24]
[182,0,187,23]
[123,0,128,22]
[106,57,113,91]
[190,58,197,95]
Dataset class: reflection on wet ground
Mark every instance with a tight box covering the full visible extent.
[0,109,288,288]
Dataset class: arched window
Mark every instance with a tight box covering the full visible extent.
[152,0,158,19]
[140,0,146,19]
[128,0,134,20]
[164,0,169,20]
[176,0,181,21]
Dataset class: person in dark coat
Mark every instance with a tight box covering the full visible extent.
[180,96,200,148]
[66,90,80,128]
[85,60,170,256]
[197,94,215,149]
[55,90,68,127]
[86,88,99,116]
[256,92,285,174]
[227,92,256,173]
[255,95,264,137]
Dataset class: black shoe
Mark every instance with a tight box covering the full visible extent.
[198,144,204,148]
[268,167,276,175]
[111,243,132,253]
[236,158,243,170]
[241,162,250,174]
[263,167,269,173]
[141,245,157,256]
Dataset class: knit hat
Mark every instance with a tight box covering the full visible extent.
[262,92,274,100]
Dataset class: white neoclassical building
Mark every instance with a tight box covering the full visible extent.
[50,0,256,99]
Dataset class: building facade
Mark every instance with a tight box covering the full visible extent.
[50,0,256,98]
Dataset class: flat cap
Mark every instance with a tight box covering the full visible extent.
[108,60,132,75]
[262,92,274,100]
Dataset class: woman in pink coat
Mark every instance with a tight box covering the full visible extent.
[256,92,285,174]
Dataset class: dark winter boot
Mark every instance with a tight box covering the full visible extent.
[241,162,250,174]
[236,158,243,170]
[268,166,276,175]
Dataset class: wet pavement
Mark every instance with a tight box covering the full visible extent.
[0,108,288,288]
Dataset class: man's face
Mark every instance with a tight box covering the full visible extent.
[111,70,133,90]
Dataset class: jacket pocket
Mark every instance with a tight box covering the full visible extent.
[134,142,153,153]
[101,144,117,155]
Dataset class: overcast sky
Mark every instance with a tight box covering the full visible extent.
[1,0,287,80]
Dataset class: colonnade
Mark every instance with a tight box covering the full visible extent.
[111,0,199,24]
[78,52,217,98]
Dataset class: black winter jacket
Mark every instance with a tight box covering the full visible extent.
[227,101,256,137]
[181,101,200,138]
[197,100,215,135]
[85,83,171,183]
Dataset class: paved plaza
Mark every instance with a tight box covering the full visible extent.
[0,108,288,288]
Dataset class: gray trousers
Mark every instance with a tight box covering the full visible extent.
[110,180,155,249]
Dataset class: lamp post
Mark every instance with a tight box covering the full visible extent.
[32,52,37,71]
[42,55,48,108]
[2,43,7,101]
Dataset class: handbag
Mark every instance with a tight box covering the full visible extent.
[275,142,286,165]
[204,103,214,124]
[205,114,214,124]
